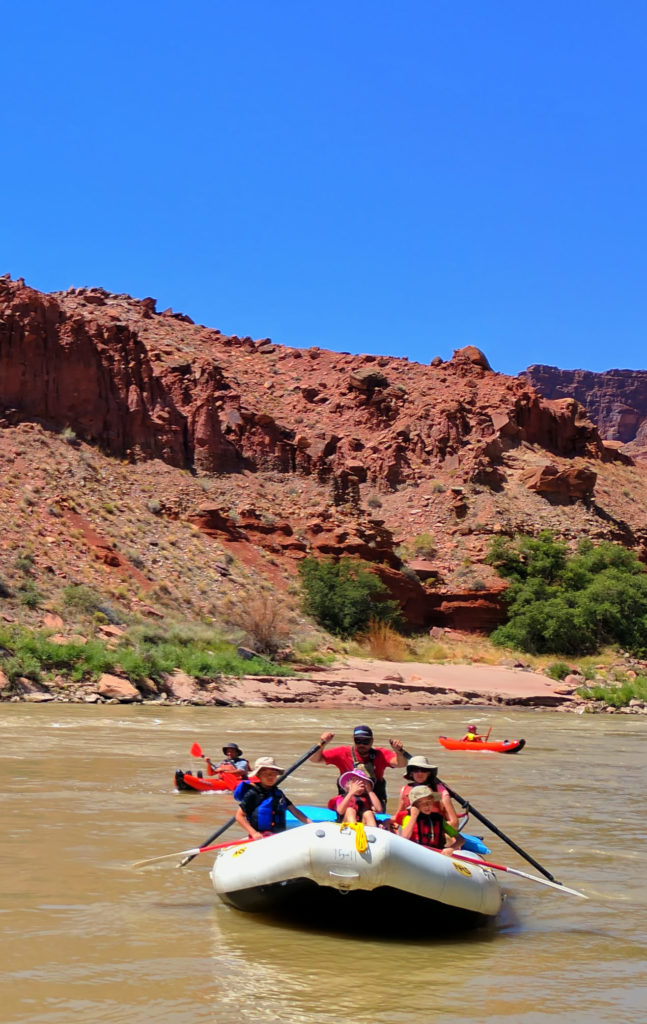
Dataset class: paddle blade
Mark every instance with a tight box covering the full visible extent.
[190,742,203,758]
[133,846,200,870]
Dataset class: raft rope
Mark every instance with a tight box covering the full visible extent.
[340,821,368,852]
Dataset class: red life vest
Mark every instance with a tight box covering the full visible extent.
[411,811,445,849]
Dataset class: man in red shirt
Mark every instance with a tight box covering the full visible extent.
[310,724,407,811]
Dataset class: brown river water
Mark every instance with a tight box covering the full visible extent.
[1,704,645,1024]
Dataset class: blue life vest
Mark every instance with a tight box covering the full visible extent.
[234,780,287,832]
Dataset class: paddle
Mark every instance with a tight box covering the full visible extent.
[191,741,218,773]
[133,835,257,870]
[176,738,324,868]
[450,852,588,899]
[437,775,560,883]
[400,745,559,883]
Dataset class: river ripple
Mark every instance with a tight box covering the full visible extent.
[1,704,645,1024]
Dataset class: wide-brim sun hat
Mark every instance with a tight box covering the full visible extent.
[408,785,443,805]
[404,755,438,780]
[339,769,374,791]
[222,743,243,757]
[253,756,284,773]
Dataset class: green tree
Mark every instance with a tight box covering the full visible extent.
[299,556,400,637]
[488,533,647,656]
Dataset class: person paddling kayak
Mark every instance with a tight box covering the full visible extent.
[460,724,490,743]
[310,724,407,811]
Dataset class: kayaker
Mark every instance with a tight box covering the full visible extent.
[310,724,407,811]
[390,755,462,842]
[335,768,382,827]
[208,742,249,777]
[235,756,312,840]
[460,724,488,742]
[401,785,462,855]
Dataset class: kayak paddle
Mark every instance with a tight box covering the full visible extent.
[176,738,325,867]
[450,852,588,899]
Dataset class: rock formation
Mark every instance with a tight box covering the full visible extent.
[522,364,647,455]
[2,275,646,635]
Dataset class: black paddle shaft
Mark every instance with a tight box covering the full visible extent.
[178,740,324,867]
[398,746,559,884]
[438,777,559,883]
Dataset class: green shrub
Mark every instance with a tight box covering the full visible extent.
[299,556,400,637]
[546,661,571,681]
[14,552,35,575]
[62,585,104,614]
[398,532,437,560]
[18,582,42,609]
[577,675,647,707]
[488,533,647,656]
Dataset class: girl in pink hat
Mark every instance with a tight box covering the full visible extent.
[335,769,382,827]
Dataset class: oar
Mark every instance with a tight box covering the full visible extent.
[450,852,588,899]
[437,775,560,883]
[176,738,324,867]
[399,746,559,884]
[133,835,255,870]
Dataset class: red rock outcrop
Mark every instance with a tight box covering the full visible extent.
[522,364,647,448]
[0,277,619,495]
[1,275,641,635]
[519,462,597,502]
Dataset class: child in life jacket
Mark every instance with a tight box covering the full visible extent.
[390,755,462,843]
[335,769,382,827]
[401,785,461,855]
[235,757,312,840]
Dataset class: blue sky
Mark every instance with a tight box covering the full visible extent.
[2,1,646,375]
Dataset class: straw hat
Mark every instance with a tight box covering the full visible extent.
[408,785,443,805]
[253,756,284,773]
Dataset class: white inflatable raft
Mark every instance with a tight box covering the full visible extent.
[210,822,502,932]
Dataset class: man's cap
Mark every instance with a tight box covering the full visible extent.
[353,725,373,742]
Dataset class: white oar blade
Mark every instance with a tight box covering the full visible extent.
[507,868,589,899]
[132,847,200,870]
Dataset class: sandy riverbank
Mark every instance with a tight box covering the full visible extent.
[214,657,579,711]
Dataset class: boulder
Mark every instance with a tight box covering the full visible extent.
[519,462,597,502]
[96,673,142,702]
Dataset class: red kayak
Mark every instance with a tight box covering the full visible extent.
[174,769,243,792]
[438,736,526,754]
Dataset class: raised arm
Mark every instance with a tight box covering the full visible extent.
[310,731,334,763]
[387,738,408,768]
